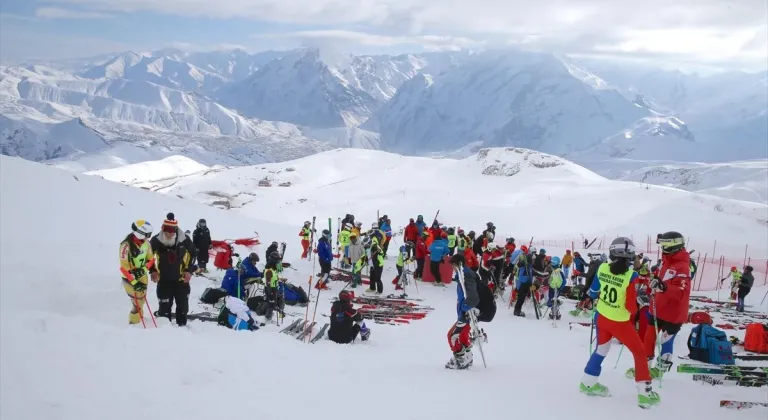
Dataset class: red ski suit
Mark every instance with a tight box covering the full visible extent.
[649,249,691,324]
[404,222,419,243]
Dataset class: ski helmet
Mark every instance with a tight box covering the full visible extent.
[529,246,537,254]
[417,215,424,221]
[468,230,476,239]
[507,237,515,244]
[745,265,754,272]
[269,250,281,261]
[448,227,455,234]
[355,221,362,227]
[197,218,206,228]
[551,256,561,268]
[457,228,465,235]
[657,231,684,254]
[521,245,528,254]
[362,236,372,248]
[304,221,311,226]
[486,222,494,229]
[248,252,259,263]
[372,222,378,229]
[609,237,636,260]
[339,290,352,302]
[132,220,153,240]
[730,266,737,272]
[322,229,331,238]
[449,253,465,266]
[539,248,546,254]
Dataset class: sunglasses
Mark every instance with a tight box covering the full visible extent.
[162,225,177,234]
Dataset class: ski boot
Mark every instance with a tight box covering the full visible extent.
[359,322,370,341]
[365,287,377,293]
[445,348,473,370]
[637,381,661,408]
[579,376,611,397]
[513,311,526,317]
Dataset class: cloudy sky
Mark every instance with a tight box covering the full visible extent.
[1,0,766,70]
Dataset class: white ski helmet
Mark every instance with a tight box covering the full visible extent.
[344,223,353,230]
[132,220,153,240]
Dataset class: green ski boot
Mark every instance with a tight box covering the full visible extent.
[580,382,611,397]
[637,381,661,408]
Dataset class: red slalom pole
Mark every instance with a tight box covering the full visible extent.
[132,293,147,329]
[144,294,158,328]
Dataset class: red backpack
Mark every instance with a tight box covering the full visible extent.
[744,323,768,354]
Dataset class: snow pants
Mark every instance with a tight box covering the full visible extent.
[584,313,651,382]
[370,265,384,293]
[737,286,751,311]
[197,248,210,269]
[415,258,425,279]
[643,316,681,360]
[156,281,190,326]
[513,281,531,314]
[319,260,332,282]
[447,321,471,353]
[301,239,310,259]
[123,279,147,325]
[430,260,443,284]
[633,307,650,340]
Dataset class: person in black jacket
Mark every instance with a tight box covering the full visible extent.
[192,219,212,273]
[737,265,755,312]
[265,241,279,261]
[150,213,197,326]
[328,291,369,343]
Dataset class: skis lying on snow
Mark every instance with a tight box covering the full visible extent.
[720,400,768,410]
[692,374,767,387]
[677,364,768,378]
[679,354,768,362]
[310,323,329,343]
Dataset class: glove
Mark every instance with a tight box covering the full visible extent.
[650,278,666,292]
[130,268,145,280]
[464,307,481,319]
[130,280,147,292]
[636,293,650,308]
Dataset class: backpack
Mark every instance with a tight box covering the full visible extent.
[200,287,228,305]
[687,324,735,365]
[475,275,496,323]
[744,323,768,354]
[279,283,309,306]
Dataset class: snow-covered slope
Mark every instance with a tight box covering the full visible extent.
[107,147,768,259]
[87,155,212,184]
[2,155,767,420]
[364,50,695,159]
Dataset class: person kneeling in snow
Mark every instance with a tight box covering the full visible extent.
[219,296,260,331]
[446,254,480,370]
[328,291,369,344]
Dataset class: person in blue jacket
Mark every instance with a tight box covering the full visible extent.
[573,251,587,273]
[221,252,262,298]
[446,253,480,370]
[512,247,536,317]
[315,229,334,289]
[415,215,428,236]
[429,232,450,284]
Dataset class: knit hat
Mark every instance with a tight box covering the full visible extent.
[162,212,178,233]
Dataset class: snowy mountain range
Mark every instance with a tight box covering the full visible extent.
[1,47,765,201]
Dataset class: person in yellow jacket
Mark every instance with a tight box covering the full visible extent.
[339,223,352,268]
[120,220,157,325]
[562,250,574,283]
[351,222,362,239]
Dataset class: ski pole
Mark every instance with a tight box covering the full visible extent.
[651,292,663,388]
[613,345,624,369]
[143,293,157,328]
[132,292,147,329]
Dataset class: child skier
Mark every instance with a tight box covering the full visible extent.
[339,223,352,268]
[580,237,660,408]
[315,230,334,290]
[328,290,370,344]
[547,256,566,320]
[299,221,313,259]
[446,254,480,370]
[391,243,411,291]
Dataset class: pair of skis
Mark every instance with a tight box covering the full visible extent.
[280,318,329,343]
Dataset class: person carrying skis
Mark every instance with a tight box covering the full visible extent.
[299,221,314,259]
[266,241,279,261]
[512,247,535,317]
[446,227,458,255]
[120,220,156,325]
[329,290,369,344]
[192,219,211,273]
[446,253,480,370]
[339,223,352,268]
[562,250,573,282]
[379,217,393,257]
[414,230,429,280]
[315,230,334,290]
[548,256,566,320]
[150,213,196,327]
[366,231,385,294]
[736,265,754,312]
[580,237,660,408]
[404,218,419,259]
[391,243,411,291]
[429,232,450,285]
[635,231,691,380]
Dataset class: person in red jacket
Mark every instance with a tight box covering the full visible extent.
[643,231,691,378]
[414,231,429,280]
[404,218,419,259]
[464,246,479,273]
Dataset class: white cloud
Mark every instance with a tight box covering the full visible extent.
[35,7,113,19]
[27,0,768,66]
[253,30,482,52]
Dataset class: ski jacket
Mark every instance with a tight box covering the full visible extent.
[574,255,587,272]
[562,253,573,266]
[240,257,262,280]
[149,228,196,283]
[370,238,385,268]
[265,243,279,261]
[504,244,516,262]
[339,229,351,248]
[533,254,547,272]
[429,227,442,240]
[192,227,212,253]
[404,222,419,242]
[650,248,691,324]
[472,236,485,256]
[317,237,333,263]
[329,300,363,343]
[429,239,449,262]
[550,268,566,290]
[299,226,312,240]
[464,247,479,269]
[516,254,534,286]
[380,221,392,239]
[740,271,755,288]
[415,221,427,236]
[221,268,245,298]
[415,237,428,259]
[587,263,639,322]
[455,266,480,321]
[347,240,365,265]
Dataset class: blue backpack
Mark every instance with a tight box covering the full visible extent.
[687,324,735,365]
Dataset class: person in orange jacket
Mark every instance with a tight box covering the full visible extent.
[562,250,574,282]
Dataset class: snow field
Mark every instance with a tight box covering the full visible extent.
[1,155,767,420]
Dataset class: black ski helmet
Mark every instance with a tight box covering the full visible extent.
[248,252,259,263]
[507,237,515,244]
[468,230,476,239]
[449,253,465,266]
[657,231,684,254]
[269,250,282,261]
[609,237,636,260]
[448,227,455,234]
[339,290,352,302]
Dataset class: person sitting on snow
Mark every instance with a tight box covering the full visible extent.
[219,296,260,331]
[328,290,369,344]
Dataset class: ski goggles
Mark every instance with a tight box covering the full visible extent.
[162,225,177,234]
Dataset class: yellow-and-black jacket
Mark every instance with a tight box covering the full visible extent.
[149,227,196,283]
[119,233,156,286]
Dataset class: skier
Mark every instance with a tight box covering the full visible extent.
[503,237,516,281]
[392,243,410,291]
[736,266,755,312]
[347,233,365,274]
[262,250,285,320]
[367,230,385,294]
[150,213,196,326]
[220,295,260,331]
[414,231,429,280]
[480,243,504,292]
[404,218,419,259]
[415,215,428,236]
[580,237,660,408]
[636,231,691,379]
[120,220,156,325]
[721,266,742,300]
[446,253,480,370]
[456,229,469,252]
[299,221,313,259]
[512,247,535,317]
[446,227,458,255]
[338,223,352,268]
[221,252,262,299]
[573,251,587,280]
[329,290,370,344]
[192,219,211,273]
[547,256,566,320]
[315,229,333,290]
[265,241,279,261]
[429,232,450,285]
[380,216,392,257]
[463,241,480,274]
[562,250,573,282]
